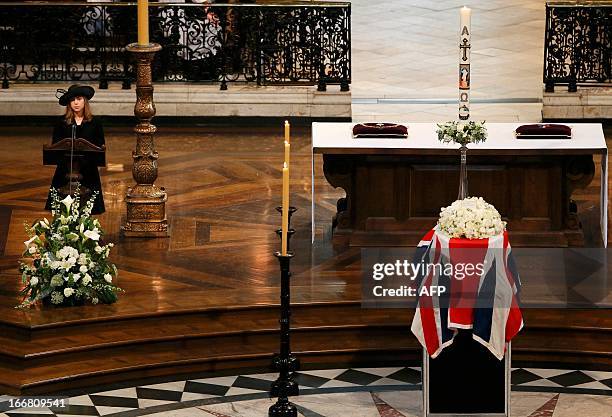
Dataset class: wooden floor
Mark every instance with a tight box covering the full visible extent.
[0,123,611,395]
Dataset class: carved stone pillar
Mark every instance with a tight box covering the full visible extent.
[121,43,168,237]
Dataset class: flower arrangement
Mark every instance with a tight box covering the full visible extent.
[438,197,506,239]
[17,188,122,308]
[436,120,487,146]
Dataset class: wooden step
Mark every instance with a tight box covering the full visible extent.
[1,305,611,394]
[0,325,418,395]
[0,304,412,358]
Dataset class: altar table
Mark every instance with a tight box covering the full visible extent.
[312,123,608,247]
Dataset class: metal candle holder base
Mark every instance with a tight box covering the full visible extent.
[269,206,299,417]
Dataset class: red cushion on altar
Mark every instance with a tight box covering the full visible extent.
[515,123,571,139]
[352,123,408,138]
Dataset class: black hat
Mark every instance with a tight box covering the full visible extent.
[56,85,95,106]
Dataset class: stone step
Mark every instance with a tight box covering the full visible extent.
[543,86,612,120]
[0,83,351,119]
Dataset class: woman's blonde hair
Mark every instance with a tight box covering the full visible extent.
[63,97,93,125]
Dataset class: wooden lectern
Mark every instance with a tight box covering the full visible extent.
[43,138,106,200]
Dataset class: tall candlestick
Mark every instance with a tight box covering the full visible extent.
[281,163,289,256]
[284,120,290,143]
[137,0,149,46]
[459,6,471,121]
[284,141,290,167]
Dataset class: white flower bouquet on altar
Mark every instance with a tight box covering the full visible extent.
[436,120,487,146]
[438,197,506,239]
[17,188,122,308]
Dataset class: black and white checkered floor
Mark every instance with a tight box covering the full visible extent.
[1,367,611,416]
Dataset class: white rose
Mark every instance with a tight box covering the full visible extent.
[104,273,112,283]
[30,277,39,286]
[79,265,88,273]
[63,287,75,297]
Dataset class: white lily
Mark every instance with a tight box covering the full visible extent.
[61,195,74,211]
[24,235,37,249]
[83,228,100,241]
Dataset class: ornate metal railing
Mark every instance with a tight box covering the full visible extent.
[0,1,351,91]
[544,2,611,92]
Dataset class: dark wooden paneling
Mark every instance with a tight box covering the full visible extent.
[324,154,596,247]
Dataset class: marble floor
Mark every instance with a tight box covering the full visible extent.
[350,0,547,122]
[1,366,612,416]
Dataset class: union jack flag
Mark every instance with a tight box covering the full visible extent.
[411,227,523,360]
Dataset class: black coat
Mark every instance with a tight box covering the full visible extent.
[45,116,106,214]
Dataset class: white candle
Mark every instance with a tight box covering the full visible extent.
[459,6,471,121]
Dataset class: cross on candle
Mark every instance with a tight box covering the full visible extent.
[459,6,471,121]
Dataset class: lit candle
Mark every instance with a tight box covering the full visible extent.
[284,140,290,167]
[284,120,290,143]
[281,162,289,255]
[137,0,149,46]
[459,6,471,121]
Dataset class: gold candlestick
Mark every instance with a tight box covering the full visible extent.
[122,42,168,237]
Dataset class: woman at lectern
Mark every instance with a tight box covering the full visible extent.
[45,85,106,214]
